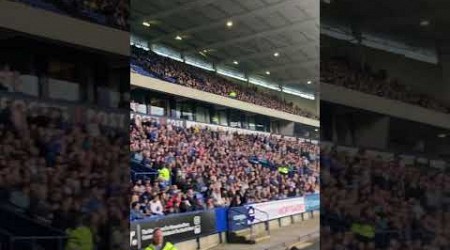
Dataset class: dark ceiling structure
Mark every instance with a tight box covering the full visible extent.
[321,0,450,52]
[131,0,319,93]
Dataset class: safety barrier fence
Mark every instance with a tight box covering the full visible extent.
[130,193,320,250]
[0,208,66,250]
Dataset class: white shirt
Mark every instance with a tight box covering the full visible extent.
[150,200,164,215]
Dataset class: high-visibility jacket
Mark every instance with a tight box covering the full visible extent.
[229,91,237,98]
[351,223,375,238]
[65,226,93,250]
[158,167,170,182]
[278,166,289,175]
[145,242,177,250]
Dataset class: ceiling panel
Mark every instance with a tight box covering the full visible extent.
[131,0,319,91]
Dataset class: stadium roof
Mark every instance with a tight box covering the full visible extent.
[131,0,319,93]
[322,0,450,54]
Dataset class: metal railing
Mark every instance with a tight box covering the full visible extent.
[250,206,271,239]
[0,207,67,250]
[0,229,67,250]
[11,235,67,250]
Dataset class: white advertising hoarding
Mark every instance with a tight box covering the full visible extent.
[246,197,306,224]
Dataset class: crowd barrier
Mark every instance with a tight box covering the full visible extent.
[130,193,320,249]
[131,72,320,127]
[130,111,319,144]
[0,208,66,250]
[321,141,448,170]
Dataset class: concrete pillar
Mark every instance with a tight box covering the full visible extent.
[279,121,295,136]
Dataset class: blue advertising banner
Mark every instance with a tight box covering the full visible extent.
[227,206,250,231]
[305,193,320,212]
[214,207,228,232]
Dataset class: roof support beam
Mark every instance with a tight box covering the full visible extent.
[217,40,316,64]
[151,0,303,43]
[184,18,315,53]
[251,59,318,73]
[148,0,219,20]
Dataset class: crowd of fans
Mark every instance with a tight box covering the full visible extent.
[13,0,129,30]
[131,46,319,120]
[0,99,130,249]
[321,146,449,250]
[321,58,450,114]
[0,64,22,93]
[130,115,320,219]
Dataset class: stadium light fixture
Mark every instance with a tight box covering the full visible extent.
[265,71,271,75]
[233,60,239,65]
[142,22,150,27]
[274,52,280,57]
[226,20,233,28]
[307,80,312,84]
[175,35,183,41]
[420,19,430,27]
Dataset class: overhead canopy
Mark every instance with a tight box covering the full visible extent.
[131,0,319,93]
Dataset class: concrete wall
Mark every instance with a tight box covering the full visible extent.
[174,233,226,250]
[131,72,320,127]
[225,77,317,116]
[0,1,129,56]
[322,37,448,107]
[356,47,447,107]
[282,91,317,115]
[321,82,450,130]
[243,211,318,238]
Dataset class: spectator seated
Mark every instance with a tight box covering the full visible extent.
[11,0,129,30]
[321,58,450,114]
[129,114,320,220]
[131,46,319,120]
[320,146,449,250]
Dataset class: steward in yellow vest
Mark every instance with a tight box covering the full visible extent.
[278,166,289,175]
[158,166,170,182]
[65,216,93,250]
[145,228,177,250]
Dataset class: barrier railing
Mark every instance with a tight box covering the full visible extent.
[0,228,67,250]
[0,228,14,250]
[131,169,158,182]
[131,195,320,249]
[250,206,270,239]
[0,207,67,250]
[11,235,66,250]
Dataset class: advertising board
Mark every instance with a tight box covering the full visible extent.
[246,197,306,224]
[130,210,217,249]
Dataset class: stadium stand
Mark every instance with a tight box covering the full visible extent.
[320,145,449,250]
[321,58,450,114]
[11,0,129,30]
[0,93,130,249]
[128,0,320,248]
[131,46,319,120]
[0,28,129,247]
[129,113,320,219]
